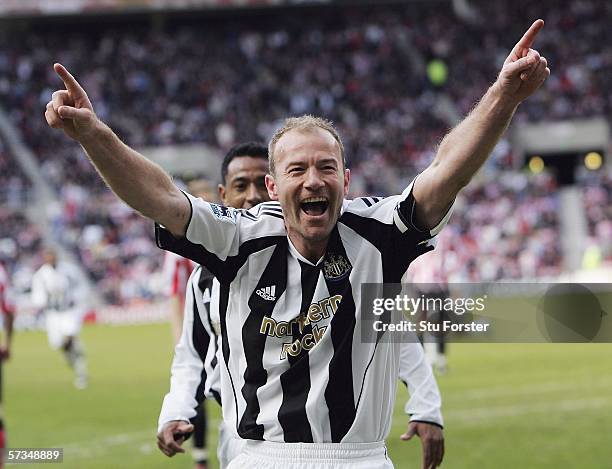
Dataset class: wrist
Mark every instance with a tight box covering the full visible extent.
[79,118,111,146]
[488,82,521,113]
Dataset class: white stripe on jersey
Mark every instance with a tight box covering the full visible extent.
[157,179,449,443]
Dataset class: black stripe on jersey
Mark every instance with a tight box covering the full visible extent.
[260,212,284,221]
[156,224,227,280]
[277,260,318,442]
[211,389,222,406]
[156,224,285,284]
[360,197,373,207]
[191,276,212,406]
[237,241,289,440]
[240,210,258,222]
[261,206,283,213]
[259,202,282,209]
[197,266,220,399]
[340,213,433,282]
[396,190,431,235]
[323,227,358,442]
[256,203,281,215]
[371,197,381,204]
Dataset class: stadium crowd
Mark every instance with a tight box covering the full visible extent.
[0,136,43,296]
[0,0,609,303]
[440,171,562,281]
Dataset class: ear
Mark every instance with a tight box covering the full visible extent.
[343,168,351,196]
[218,184,226,205]
[265,174,279,201]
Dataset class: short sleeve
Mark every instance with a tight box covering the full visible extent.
[343,177,454,242]
[394,178,454,239]
[155,192,242,279]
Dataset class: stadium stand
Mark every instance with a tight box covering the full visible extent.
[0,134,43,296]
[0,0,609,305]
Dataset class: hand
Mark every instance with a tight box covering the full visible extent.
[44,63,99,141]
[494,19,550,106]
[401,421,444,469]
[156,420,194,457]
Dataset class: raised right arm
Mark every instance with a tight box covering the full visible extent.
[44,63,189,236]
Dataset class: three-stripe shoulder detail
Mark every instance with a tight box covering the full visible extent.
[255,203,284,220]
[358,197,384,207]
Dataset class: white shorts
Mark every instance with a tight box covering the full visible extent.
[46,310,81,349]
[217,421,245,469]
[226,440,393,469]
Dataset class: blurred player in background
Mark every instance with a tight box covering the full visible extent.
[31,249,88,389]
[162,177,217,469]
[0,261,15,466]
[158,141,270,469]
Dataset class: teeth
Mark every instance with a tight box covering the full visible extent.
[302,197,327,203]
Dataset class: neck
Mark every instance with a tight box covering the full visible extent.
[288,233,328,264]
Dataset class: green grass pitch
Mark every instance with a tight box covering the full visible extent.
[5,323,612,468]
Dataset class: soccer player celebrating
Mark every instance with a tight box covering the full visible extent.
[157,143,445,468]
[45,19,549,468]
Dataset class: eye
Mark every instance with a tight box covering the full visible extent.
[288,167,304,174]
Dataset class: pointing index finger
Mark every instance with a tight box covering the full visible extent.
[54,63,87,98]
[515,19,544,54]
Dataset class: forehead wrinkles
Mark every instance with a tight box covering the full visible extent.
[275,128,342,169]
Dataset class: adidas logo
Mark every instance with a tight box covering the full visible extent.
[256,285,276,301]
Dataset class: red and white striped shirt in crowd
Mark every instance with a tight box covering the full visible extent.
[162,251,196,300]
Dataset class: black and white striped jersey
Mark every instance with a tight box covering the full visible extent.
[156,180,451,443]
[158,265,220,431]
[157,269,444,434]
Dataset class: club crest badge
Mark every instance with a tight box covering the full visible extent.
[323,253,352,281]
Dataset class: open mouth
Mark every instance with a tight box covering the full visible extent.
[300,197,329,217]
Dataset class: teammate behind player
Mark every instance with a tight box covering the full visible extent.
[31,249,88,389]
[162,177,218,469]
[45,19,549,468]
[158,142,269,468]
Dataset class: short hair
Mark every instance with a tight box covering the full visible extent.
[268,115,345,174]
[220,141,268,183]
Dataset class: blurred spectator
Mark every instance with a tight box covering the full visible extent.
[2,0,609,301]
[580,167,612,262]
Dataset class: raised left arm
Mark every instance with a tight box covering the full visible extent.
[413,19,550,229]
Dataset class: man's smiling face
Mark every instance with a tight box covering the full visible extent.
[265,126,350,261]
